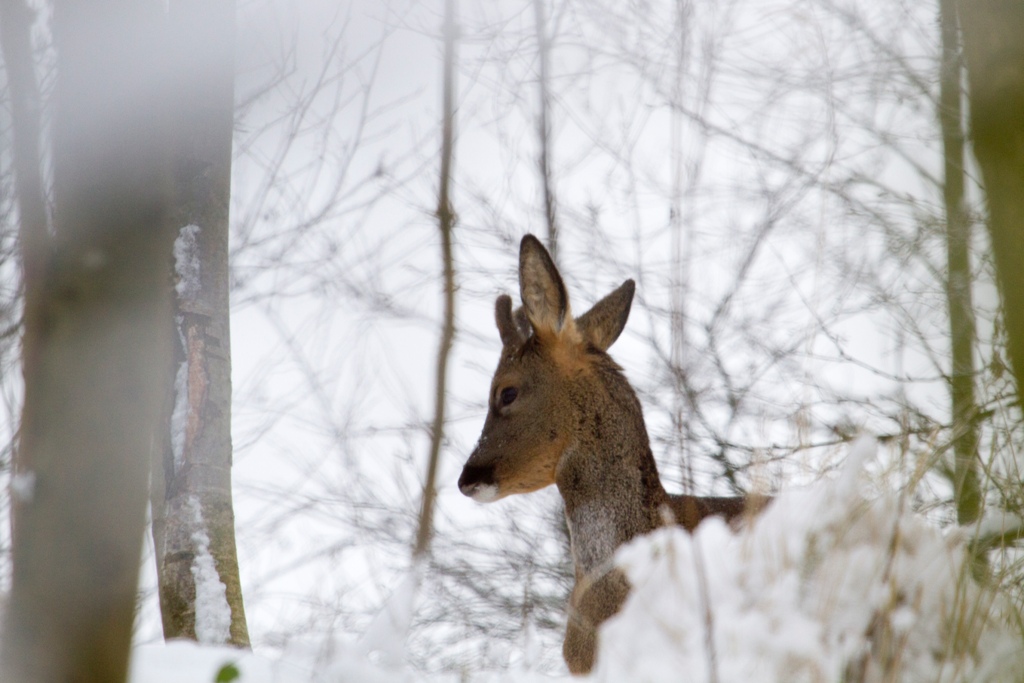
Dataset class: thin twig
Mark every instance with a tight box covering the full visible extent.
[414,0,458,560]
[533,0,558,261]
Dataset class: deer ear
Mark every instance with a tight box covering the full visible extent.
[576,279,634,351]
[513,305,531,339]
[519,234,570,337]
[495,295,526,348]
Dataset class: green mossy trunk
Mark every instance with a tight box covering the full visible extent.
[958,0,1024,415]
[939,0,981,525]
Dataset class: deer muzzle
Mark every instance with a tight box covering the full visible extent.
[458,462,499,502]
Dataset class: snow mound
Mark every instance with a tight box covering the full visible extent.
[130,641,272,683]
[358,560,423,668]
[594,437,1022,682]
[130,639,564,683]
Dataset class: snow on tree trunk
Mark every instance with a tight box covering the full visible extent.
[150,0,249,646]
[187,496,233,643]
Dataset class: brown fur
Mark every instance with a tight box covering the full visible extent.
[459,235,767,674]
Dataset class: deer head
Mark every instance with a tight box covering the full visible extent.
[458,235,635,503]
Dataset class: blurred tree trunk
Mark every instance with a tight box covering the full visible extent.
[939,0,980,525]
[0,0,175,681]
[0,0,48,550]
[150,0,250,645]
[958,0,1024,412]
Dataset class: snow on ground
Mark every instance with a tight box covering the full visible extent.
[130,438,1021,682]
[130,641,272,683]
[129,640,559,683]
[594,437,1022,682]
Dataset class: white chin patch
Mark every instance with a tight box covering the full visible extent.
[471,484,499,503]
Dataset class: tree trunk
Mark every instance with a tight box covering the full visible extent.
[150,0,250,646]
[938,0,980,525]
[0,0,49,554]
[957,0,1024,413]
[1,1,175,681]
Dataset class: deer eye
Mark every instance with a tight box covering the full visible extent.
[499,387,518,407]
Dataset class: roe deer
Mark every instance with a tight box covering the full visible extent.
[458,235,765,674]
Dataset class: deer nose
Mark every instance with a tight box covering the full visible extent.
[459,464,499,502]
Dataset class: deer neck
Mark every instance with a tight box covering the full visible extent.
[555,398,668,578]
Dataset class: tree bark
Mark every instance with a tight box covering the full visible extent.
[150,0,250,645]
[957,0,1024,413]
[1,0,175,681]
[938,0,980,525]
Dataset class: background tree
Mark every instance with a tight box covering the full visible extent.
[150,0,250,646]
[413,0,458,562]
[938,0,980,525]
[958,0,1024,409]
